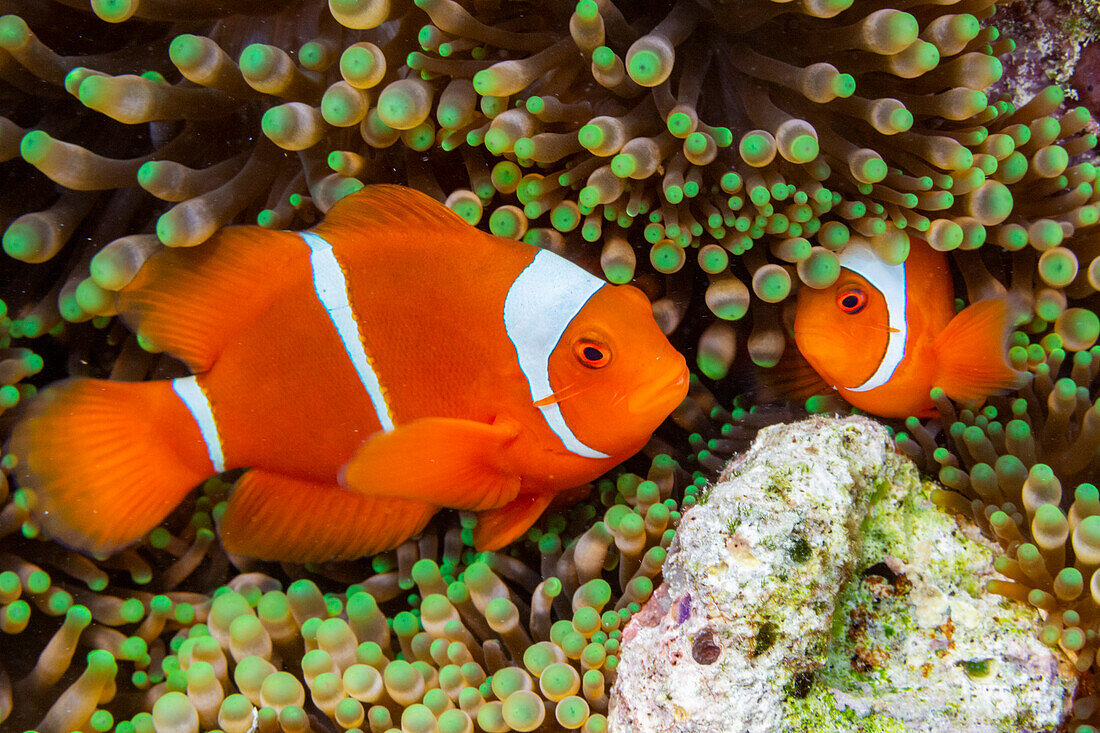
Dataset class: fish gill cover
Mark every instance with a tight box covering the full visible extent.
[0,0,1099,730]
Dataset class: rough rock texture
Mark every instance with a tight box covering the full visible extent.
[610,416,1077,733]
[993,0,1100,107]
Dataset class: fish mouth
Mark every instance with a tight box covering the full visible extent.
[628,361,690,416]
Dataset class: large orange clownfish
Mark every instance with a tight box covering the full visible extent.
[11,186,688,562]
[793,237,1022,418]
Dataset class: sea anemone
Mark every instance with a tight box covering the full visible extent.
[0,449,693,730]
[2,0,1097,370]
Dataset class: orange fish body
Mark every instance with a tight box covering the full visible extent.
[11,186,688,562]
[793,237,1020,418]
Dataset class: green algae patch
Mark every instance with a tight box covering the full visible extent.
[784,689,907,733]
[783,436,1072,732]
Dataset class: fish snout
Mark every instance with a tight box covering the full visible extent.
[628,360,690,416]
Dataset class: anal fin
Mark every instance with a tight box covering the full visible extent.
[219,470,436,562]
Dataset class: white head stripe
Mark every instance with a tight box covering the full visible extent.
[838,242,907,392]
[172,376,225,472]
[503,250,610,459]
[300,231,395,432]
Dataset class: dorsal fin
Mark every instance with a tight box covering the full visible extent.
[118,227,305,372]
[310,184,478,249]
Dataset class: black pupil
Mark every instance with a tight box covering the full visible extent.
[842,294,859,310]
[583,346,603,362]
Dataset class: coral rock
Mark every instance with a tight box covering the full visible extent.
[611,416,1077,732]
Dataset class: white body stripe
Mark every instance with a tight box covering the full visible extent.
[504,249,610,459]
[299,231,395,432]
[839,242,907,392]
[171,376,225,472]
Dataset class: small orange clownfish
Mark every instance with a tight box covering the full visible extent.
[793,237,1022,418]
[11,185,688,562]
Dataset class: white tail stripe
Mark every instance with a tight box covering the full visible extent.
[299,231,395,432]
[504,249,609,459]
[171,376,225,472]
[839,241,907,392]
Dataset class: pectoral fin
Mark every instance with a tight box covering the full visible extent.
[760,343,834,402]
[341,417,522,512]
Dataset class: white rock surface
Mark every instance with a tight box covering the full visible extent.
[610,416,1077,733]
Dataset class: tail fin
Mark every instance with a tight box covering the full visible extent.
[8,378,215,556]
[932,295,1025,403]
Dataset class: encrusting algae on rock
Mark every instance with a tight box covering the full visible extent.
[3,0,1100,729]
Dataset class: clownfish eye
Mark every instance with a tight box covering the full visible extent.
[837,288,867,314]
[575,340,611,368]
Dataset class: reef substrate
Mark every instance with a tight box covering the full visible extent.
[615,416,1075,732]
